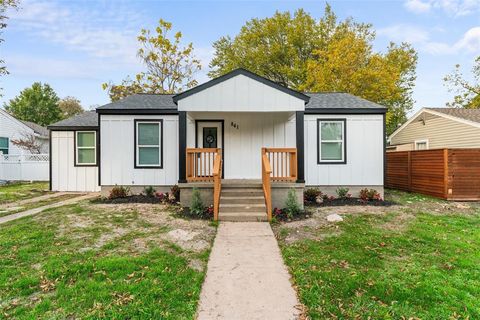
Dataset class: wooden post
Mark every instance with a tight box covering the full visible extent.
[407,151,412,192]
[443,148,449,199]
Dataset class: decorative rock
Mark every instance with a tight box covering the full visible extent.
[326,214,343,222]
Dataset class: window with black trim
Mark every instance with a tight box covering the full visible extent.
[135,120,162,168]
[0,137,8,155]
[76,131,96,165]
[318,119,346,164]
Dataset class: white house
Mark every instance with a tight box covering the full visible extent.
[0,108,49,155]
[48,69,386,221]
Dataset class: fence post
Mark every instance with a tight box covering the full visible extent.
[443,149,449,199]
[407,151,412,192]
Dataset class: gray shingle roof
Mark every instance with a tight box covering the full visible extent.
[427,108,480,124]
[94,92,385,111]
[48,111,98,129]
[20,120,49,138]
[305,93,386,109]
[96,94,176,110]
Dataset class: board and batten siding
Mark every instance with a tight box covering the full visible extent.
[51,131,100,192]
[100,114,179,186]
[304,114,384,186]
[187,112,296,179]
[391,113,480,149]
[178,74,304,112]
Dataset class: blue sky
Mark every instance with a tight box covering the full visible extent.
[2,0,480,114]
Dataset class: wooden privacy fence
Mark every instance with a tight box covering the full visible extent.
[386,148,480,200]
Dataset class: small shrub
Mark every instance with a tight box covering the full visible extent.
[170,185,180,202]
[144,186,156,197]
[155,192,168,202]
[109,185,130,199]
[190,187,204,216]
[284,188,301,219]
[336,187,350,199]
[359,188,382,201]
[304,188,322,203]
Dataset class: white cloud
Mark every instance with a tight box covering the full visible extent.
[377,24,430,44]
[378,24,480,55]
[404,0,480,16]
[9,0,142,64]
[404,0,432,13]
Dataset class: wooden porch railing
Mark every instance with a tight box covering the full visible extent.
[263,148,297,181]
[261,149,273,221]
[186,148,221,182]
[213,152,222,221]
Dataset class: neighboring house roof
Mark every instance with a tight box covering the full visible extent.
[389,107,480,140]
[0,108,50,138]
[172,68,310,103]
[426,108,480,124]
[48,111,98,130]
[21,121,49,138]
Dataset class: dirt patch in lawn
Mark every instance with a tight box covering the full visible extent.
[42,201,216,269]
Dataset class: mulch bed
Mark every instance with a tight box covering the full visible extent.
[273,210,311,222]
[305,197,396,207]
[92,195,163,204]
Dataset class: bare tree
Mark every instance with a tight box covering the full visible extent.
[11,133,43,154]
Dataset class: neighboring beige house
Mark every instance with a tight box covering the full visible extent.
[389,107,480,151]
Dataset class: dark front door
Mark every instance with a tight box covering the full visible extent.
[203,127,218,148]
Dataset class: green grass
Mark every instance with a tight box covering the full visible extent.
[0,182,50,205]
[0,202,210,319]
[280,211,480,319]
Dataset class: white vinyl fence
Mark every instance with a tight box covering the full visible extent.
[0,154,49,181]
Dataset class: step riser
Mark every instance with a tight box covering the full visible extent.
[221,198,264,205]
[222,185,263,189]
[222,191,264,197]
[219,216,268,222]
[220,206,266,213]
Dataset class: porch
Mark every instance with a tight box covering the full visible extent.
[178,147,304,221]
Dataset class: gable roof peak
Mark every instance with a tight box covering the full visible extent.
[172,68,310,103]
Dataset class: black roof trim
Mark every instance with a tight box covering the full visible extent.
[47,126,99,131]
[173,68,310,103]
[96,109,179,115]
[305,108,387,114]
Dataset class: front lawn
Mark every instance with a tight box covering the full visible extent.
[0,182,50,205]
[0,200,216,319]
[276,191,480,319]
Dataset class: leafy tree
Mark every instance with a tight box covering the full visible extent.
[4,82,61,126]
[103,19,201,101]
[444,56,480,109]
[59,96,84,119]
[0,0,19,95]
[209,5,417,134]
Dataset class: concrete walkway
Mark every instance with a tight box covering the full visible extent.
[0,192,70,209]
[197,222,301,320]
[0,193,99,225]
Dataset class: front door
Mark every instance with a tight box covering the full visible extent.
[196,120,224,177]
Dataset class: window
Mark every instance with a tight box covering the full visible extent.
[76,131,96,165]
[135,120,162,168]
[415,139,429,150]
[318,119,346,164]
[0,137,8,155]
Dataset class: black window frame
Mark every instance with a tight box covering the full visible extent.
[74,131,98,167]
[134,119,163,169]
[317,118,347,165]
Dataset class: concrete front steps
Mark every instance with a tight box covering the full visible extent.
[218,182,268,222]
